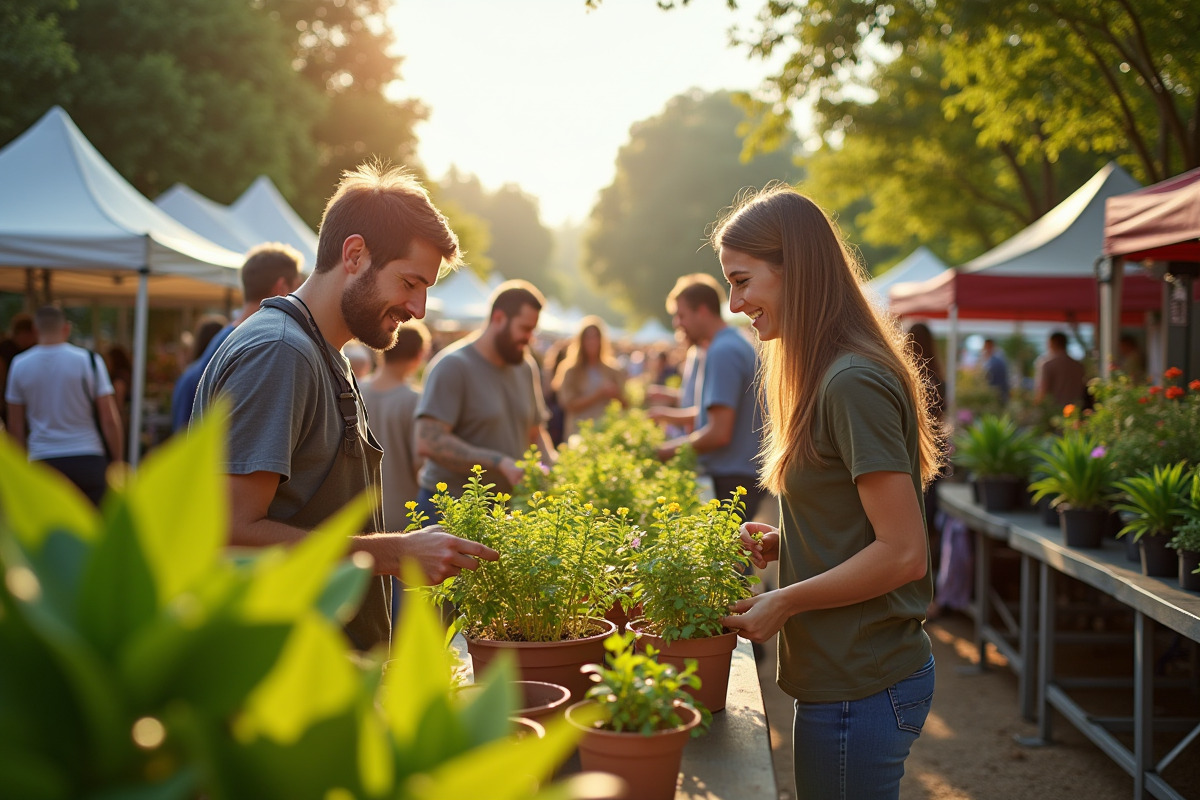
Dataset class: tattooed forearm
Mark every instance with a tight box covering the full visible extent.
[415,417,501,474]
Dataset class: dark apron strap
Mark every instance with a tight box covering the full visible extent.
[259,296,362,457]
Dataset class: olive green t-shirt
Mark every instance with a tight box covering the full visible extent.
[776,353,932,703]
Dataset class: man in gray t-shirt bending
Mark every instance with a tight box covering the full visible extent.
[415,280,555,513]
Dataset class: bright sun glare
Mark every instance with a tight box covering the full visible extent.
[388,0,793,227]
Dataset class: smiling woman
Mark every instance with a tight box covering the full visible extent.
[713,185,946,800]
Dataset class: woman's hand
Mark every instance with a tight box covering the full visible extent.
[739,522,779,568]
[720,589,794,643]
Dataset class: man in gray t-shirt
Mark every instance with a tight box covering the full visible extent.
[415,280,554,509]
[192,163,496,651]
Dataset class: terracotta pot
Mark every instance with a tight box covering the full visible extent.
[629,620,737,713]
[1060,508,1105,548]
[566,700,700,800]
[511,716,545,740]
[456,680,571,722]
[1179,551,1200,592]
[1139,534,1176,578]
[467,618,617,703]
[604,600,643,633]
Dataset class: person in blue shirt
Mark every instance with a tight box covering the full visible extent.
[652,272,765,521]
[981,337,1010,405]
[171,243,303,432]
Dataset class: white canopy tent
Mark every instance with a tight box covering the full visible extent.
[426,267,494,327]
[154,183,262,255]
[0,106,244,464]
[625,318,676,346]
[229,176,319,270]
[864,246,948,311]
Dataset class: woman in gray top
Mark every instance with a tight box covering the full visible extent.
[714,185,946,800]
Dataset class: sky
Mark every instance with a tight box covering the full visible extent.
[387,0,793,227]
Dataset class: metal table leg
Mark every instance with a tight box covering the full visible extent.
[1018,552,1037,722]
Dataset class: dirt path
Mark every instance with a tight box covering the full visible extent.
[756,613,1132,799]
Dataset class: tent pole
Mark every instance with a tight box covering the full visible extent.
[947,305,958,430]
[130,249,150,469]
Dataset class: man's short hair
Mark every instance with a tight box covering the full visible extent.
[666,273,724,316]
[1049,331,1068,349]
[489,279,545,320]
[33,305,65,334]
[315,160,461,275]
[983,338,996,347]
[384,319,431,364]
[242,243,302,302]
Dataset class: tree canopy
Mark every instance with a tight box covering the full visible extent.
[656,0,1198,267]
[438,170,557,295]
[0,0,425,227]
[584,89,800,323]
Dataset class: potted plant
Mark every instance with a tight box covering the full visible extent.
[566,632,707,800]
[629,489,756,713]
[1168,468,1200,591]
[1113,461,1192,578]
[419,466,625,701]
[955,414,1039,512]
[1029,432,1115,548]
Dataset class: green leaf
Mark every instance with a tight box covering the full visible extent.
[234,614,358,743]
[239,492,375,623]
[165,616,292,718]
[315,560,373,625]
[456,654,519,748]
[0,434,99,549]
[0,750,71,800]
[382,561,455,747]
[405,712,585,800]
[75,499,159,657]
[83,769,197,800]
[124,409,226,603]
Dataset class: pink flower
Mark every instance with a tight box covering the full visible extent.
[1090,446,1107,458]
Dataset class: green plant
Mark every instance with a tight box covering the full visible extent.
[1112,461,1193,542]
[954,414,1040,478]
[421,466,631,642]
[634,490,756,643]
[1169,469,1200,555]
[0,414,590,800]
[1028,432,1115,510]
[580,632,708,735]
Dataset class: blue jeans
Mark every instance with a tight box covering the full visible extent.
[793,655,935,800]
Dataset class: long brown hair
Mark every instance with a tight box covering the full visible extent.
[711,184,946,493]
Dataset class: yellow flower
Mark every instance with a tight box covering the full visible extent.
[656,496,667,504]
[584,502,594,512]
[405,500,417,510]
[617,507,629,517]
[436,482,448,493]
[736,486,748,496]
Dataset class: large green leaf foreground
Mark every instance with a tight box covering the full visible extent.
[0,413,616,800]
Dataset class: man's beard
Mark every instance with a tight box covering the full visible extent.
[495,322,526,365]
[342,270,409,351]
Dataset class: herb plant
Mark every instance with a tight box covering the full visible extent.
[1028,432,1115,510]
[1112,461,1192,541]
[420,466,632,642]
[581,632,708,735]
[1168,468,1200,555]
[634,489,757,643]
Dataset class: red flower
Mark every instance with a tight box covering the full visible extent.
[1149,386,1162,395]
[1166,386,1184,400]
[1138,397,1149,404]
[1164,367,1183,379]
[1190,380,1200,391]
[1062,404,1077,418]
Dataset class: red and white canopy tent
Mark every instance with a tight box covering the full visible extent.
[1101,166,1200,380]
[885,163,1162,413]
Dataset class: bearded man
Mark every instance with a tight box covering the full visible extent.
[193,162,497,651]
[414,280,556,514]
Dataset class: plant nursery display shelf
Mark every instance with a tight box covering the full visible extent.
[455,634,777,799]
[938,483,1200,800]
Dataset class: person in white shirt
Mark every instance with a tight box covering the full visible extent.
[5,305,124,504]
